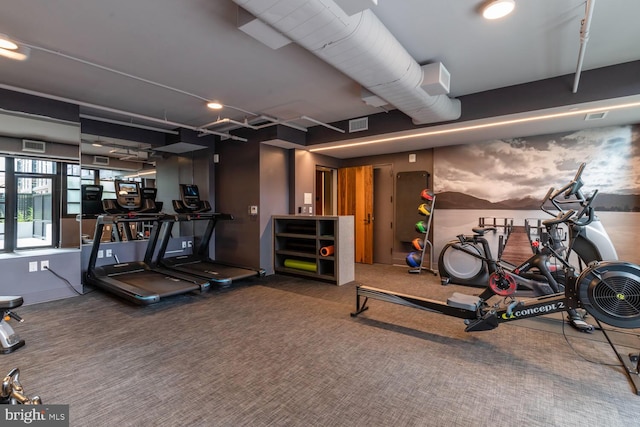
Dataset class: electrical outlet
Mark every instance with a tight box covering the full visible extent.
[182,241,187,249]
[98,250,104,258]
[29,261,38,272]
[40,260,49,270]
[106,249,112,257]
[187,241,193,248]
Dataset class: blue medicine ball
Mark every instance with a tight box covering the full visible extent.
[406,251,422,268]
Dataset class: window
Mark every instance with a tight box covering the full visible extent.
[0,156,64,252]
[15,158,57,249]
[99,169,121,200]
[66,164,81,215]
[65,165,95,216]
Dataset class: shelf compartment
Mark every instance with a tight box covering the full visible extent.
[272,215,354,286]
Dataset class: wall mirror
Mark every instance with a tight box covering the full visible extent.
[78,134,156,244]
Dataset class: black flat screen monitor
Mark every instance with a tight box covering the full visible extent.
[117,182,140,196]
[115,181,142,209]
[183,185,199,198]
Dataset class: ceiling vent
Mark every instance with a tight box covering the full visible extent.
[22,139,46,153]
[349,117,369,133]
[93,156,110,166]
[585,111,608,120]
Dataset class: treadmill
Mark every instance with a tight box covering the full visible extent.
[84,181,210,305]
[153,184,265,286]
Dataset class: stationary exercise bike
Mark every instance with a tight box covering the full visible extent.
[0,300,42,405]
[0,296,25,354]
[1,368,42,405]
[438,163,616,291]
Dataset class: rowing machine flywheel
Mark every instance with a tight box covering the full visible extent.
[489,271,517,296]
[577,261,640,329]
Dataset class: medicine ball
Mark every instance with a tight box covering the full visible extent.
[420,189,434,201]
[412,237,424,251]
[406,251,422,268]
[415,221,428,233]
[418,203,431,216]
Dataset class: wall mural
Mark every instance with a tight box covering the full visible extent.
[432,124,640,264]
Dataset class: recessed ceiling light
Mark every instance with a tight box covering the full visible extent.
[0,34,18,50]
[482,0,515,20]
[207,101,223,110]
[0,34,30,61]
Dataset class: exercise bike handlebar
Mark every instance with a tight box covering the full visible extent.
[572,189,598,226]
[542,209,576,226]
[540,163,593,218]
[0,368,42,405]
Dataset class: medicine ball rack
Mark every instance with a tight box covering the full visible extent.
[407,190,437,275]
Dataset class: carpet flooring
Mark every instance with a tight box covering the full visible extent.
[3,263,640,426]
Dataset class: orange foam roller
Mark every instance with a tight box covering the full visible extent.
[319,245,335,256]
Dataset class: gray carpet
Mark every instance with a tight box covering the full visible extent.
[4,264,640,426]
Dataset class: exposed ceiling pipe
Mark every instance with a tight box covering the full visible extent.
[199,115,307,133]
[200,114,316,132]
[79,114,179,134]
[22,42,212,103]
[299,115,345,133]
[200,113,350,134]
[573,0,596,93]
[22,40,306,133]
[233,0,461,125]
[0,83,247,141]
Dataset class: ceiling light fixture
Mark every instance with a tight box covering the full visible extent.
[309,100,640,153]
[0,34,18,50]
[0,33,30,61]
[124,170,156,179]
[206,101,223,110]
[482,0,515,20]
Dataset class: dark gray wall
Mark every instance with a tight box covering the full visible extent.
[260,145,290,274]
[291,150,340,214]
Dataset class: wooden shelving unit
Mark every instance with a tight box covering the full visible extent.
[273,215,354,285]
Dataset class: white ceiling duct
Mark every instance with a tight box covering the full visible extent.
[234,0,461,125]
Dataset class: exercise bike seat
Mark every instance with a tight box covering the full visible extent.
[471,227,496,236]
[0,297,23,310]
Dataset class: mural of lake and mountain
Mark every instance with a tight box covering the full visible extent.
[432,124,640,264]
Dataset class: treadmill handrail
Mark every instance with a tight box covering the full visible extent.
[170,212,234,222]
[96,212,169,225]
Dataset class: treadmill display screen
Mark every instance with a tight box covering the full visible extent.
[118,182,140,195]
[183,185,199,198]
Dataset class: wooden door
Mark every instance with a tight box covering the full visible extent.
[338,165,373,264]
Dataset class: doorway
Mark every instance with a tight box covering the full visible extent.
[315,166,337,216]
[373,164,394,264]
[338,165,373,264]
